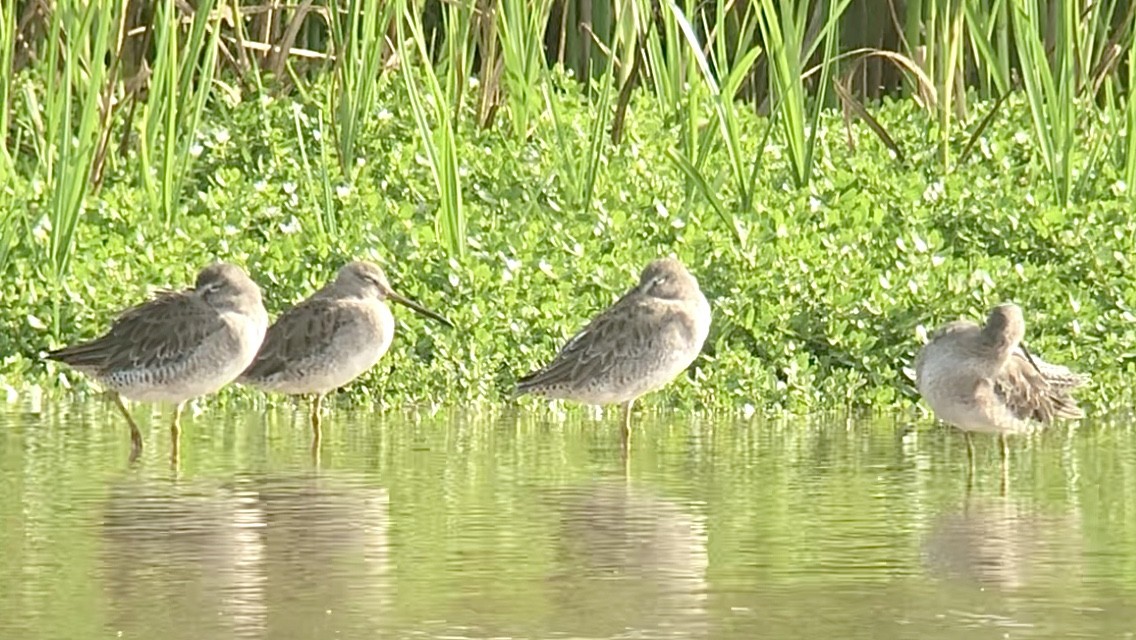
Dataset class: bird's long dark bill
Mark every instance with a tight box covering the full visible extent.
[389,291,453,328]
[1020,342,1042,374]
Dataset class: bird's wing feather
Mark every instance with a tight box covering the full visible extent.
[517,293,672,392]
[1028,350,1091,390]
[994,349,1084,423]
[241,298,361,380]
[47,288,225,373]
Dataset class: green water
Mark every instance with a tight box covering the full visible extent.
[1,402,1135,639]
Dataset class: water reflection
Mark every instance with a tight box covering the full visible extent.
[99,473,389,639]
[922,493,1084,590]
[5,407,1136,640]
[543,480,709,638]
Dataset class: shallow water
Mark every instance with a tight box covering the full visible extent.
[1,401,1135,639]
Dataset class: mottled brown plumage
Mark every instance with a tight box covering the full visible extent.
[915,303,1088,475]
[46,263,268,461]
[515,258,711,444]
[239,261,451,443]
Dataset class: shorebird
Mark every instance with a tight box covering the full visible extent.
[46,263,268,461]
[239,260,452,444]
[515,257,711,446]
[915,302,1088,475]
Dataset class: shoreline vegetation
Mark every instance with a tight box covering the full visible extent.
[2,1,1135,416]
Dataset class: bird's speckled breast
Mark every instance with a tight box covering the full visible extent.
[112,308,268,403]
[581,291,710,406]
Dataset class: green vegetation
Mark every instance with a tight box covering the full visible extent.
[1,1,1135,416]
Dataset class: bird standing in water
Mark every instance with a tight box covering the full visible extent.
[915,303,1088,483]
[515,257,711,449]
[46,263,269,462]
[239,260,452,447]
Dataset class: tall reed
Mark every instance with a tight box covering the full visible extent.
[32,2,117,334]
[1011,0,1077,205]
[496,0,555,138]
[139,0,225,225]
[757,0,851,188]
[0,0,14,179]
[328,0,394,178]
[963,0,1011,98]
[41,3,115,277]
[1126,36,1136,190]
[293,105,338,236]
[397,0,468,257]
[3,0,1135,269]
[663,0,762,227]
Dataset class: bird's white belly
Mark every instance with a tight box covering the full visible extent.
[578,347,698,406]
[299,340,389,394]
[917,357,1026,434]
[120,311,268,403]
[272,304,394,395]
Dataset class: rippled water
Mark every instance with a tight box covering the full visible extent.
[1,401,1135,639]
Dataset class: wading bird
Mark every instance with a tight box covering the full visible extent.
[46,263,268,462]
[239,260,452,446]
[915,303,1088,481]
[515,257,711,449]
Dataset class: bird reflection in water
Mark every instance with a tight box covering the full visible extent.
[542,481,710,638]
[922,494,1084,591]
[98,474,390,639]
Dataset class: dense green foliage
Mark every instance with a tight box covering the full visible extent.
[2,73,1133,415]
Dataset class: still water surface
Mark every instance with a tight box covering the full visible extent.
[1,402,1135,639]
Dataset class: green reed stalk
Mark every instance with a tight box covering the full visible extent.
[34,2,115,334]
[543,81,578,190]
[0,0,14,178]
[1075,0,1130,199]
[1011,0,1076,205]
[328,0,393,178]
[139,0,175,219]
[641,0,685,116]
[710,0,763,212]
[1079,0,1121,89]
[43,2,113,278]
[903,0,924,81]
[397,2,466,257]
[994,0,1010,90]
[610,0,647,90]
[0,201,17,275]
[0,0,21,276]
[139,0,223,225]
[963,0,1010,98]
[580,67,614,217]
[757,0,798,185]
[922,0,937,103]
[1125,35,1136,190]
[292,104,337,236]
[934,0,964,170]
[544,48,614,214]
[757,0,850,188]
[497,0,554,138]
[642,0,707,199]
[666,0,762,214]
[316,110,337,234]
